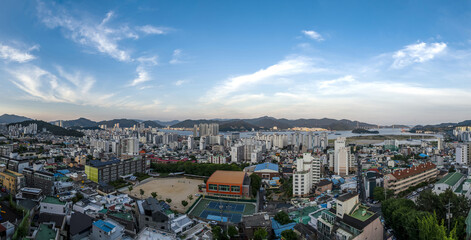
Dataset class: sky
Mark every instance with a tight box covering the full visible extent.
[1,0,471,125]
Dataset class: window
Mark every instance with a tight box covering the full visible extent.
[208,184,218,191]
[231,186,240,193]
[219,185,230,192]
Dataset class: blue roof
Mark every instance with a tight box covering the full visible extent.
[93,220,116,233]
[207,215,228,222]
[419,153,428,158]
[57,170,70,174]
[255,163,279,172]
[271,218,296,239]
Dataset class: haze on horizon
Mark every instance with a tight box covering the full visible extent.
[1,0,471,125]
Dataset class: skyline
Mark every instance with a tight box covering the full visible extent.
[1,1,471,124]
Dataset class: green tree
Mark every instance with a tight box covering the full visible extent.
[211,226,228,240]
[228,225,238,238]
[188,194,193,201]
[181,200,188,207]
[166,198,172,203]
[274,211,293,225]
[128,186,133,192]
[373,187,394,202]
[139,189,145,198]
[418,212,457,240]
[254,228,268,240]
[281,229,298,240]
[151,192,157,199]
[250,174,262,197]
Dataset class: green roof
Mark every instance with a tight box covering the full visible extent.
[108,211,132,221]
[437,172,464,187]
[290,206,319,224]
[350,206,375,222]
[99,209,108,214]
[42,196,66,205]
[35,224,57,240]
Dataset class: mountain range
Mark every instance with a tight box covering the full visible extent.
[0,114,32,124]
[7,120,84,137]
[3,114,453,132]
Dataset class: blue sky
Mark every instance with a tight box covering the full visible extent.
[1,0,471,124]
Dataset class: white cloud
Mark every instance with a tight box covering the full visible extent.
[137,25,169,35]
[0,43,37,63]
[169,49,184,64]
[175,80,187,86]
[392,42,447,69]
[130,55,158,86]
[37,2,169,62]
[7,65,113,106]
[203,56,325,103]
[302,30,324,41]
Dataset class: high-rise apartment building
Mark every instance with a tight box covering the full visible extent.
[293,153,321,197]
[334,137,351,176]
[120,138,139,156]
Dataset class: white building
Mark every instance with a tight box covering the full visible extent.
[334,137,351,176]
[456,144,468,165]
[293,153,320,197]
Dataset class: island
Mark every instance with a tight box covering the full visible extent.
[352,128,379,134]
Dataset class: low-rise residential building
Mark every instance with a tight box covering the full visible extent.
[384,162,438,194]
[90,219,124,240]
[317,193,383,240]
[22,167,55,196]
[0,168,25,194]
[136,197,170,231]
[40,196,71,215]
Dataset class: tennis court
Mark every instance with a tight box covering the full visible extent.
[188,198,256,223]
[207,201,245,212]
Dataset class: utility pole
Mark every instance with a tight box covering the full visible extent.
[446,199,452,231]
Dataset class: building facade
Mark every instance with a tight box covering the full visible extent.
[85,158,149,183]
[384,162,438,194]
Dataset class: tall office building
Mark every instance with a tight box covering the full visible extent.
[197,123,219,137]
[193,124,198,137]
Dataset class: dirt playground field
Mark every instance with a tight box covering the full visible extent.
[129,177,204,212]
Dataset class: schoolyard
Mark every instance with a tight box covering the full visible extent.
[128,177,204,212]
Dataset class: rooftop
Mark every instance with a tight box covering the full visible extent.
[254,162,279,172]
[436,172,464,187]
[88,159,121,168]
[208,170,246,185]
[350,206,375,222]
[390,162,436,180]
[337,192,358,202]
[42,196,66,205]
[35,224,57,240]
[93,220,116,233]
[108,211,133,221]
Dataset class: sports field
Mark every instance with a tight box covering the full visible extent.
[188,198,256,223]
[129,177,203,212]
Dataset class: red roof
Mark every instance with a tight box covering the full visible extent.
[391,162,436,180]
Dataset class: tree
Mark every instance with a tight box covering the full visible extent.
[188,194,193,201]
[418,212,457,240]
[281,229,298,240]
[373,187,394,202]
[274,211,293,225]
[228,225,238,238]
[211,226,228,240]
[128,186,133,192]
[139,189,145,198]
[151,192,157,199]
[250,174,262,197]
[166,198,172,203]
[182,200,188,207]
[254,228,268,240]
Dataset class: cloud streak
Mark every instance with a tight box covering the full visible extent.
[302,30,324,41]
[392,42,446,69]
[0,43,37,63]
[37,2,169,62]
